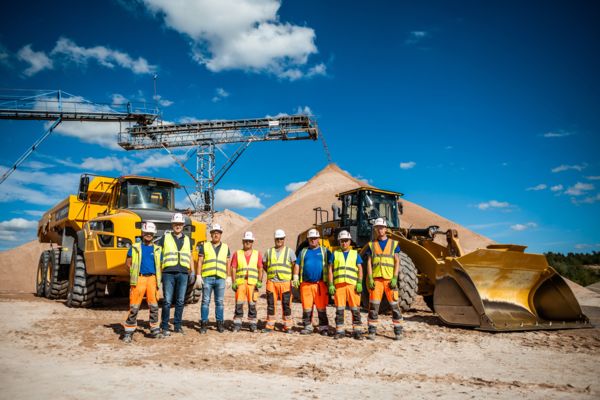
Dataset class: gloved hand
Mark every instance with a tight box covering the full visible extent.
[368,275,375,290]
[194,275,204,289]
[390,276,398,289]
[292,274,300,289]
[328,284,336,296]
[225,276,232,289]
[356,282,363,293]
[188,272,196,285]
[256,281,263,289]
[232,281,238,292]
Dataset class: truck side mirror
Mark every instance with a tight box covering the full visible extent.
[78,176,90,201]
[398,201,404,215]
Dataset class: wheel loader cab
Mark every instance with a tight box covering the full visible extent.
[339,189,401,244]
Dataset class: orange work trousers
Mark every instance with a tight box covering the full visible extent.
[265,280,293,330]
[300,281,329,311]
[234,282,257,324]
[368,278,402,326]
[123,275,159,333]
[334,282,362,332]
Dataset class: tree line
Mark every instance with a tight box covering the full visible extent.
[545,251,600,287]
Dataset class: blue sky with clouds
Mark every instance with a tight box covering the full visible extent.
[0,0,599,253]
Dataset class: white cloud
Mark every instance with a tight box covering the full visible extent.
[214,188,264,209]
[399,161,416,170]
[295,105,313,115]
[23,160,54,170]
[211,87,230,102]
[49,120,124,149]
[575,243,600,250]
[551,164,586,173]
[565,182,594,196]
[80,156,126,172]
[52,37,156,74]
[526,184,547,191]
[543,130,573,138]
[0,218,38,242]
[130,153,176,173]
[17,44,53,76]
[22,210,45,217]
[285,181,307,192]
[0,167,80,206]
[405,30,428,45]
[550,184,563,192]
[572,193,600,205]
[586,176,600,181]
[140,0,323,80]
[477,200,511,210]
[510,222,537,231]
[111,93,128,105]
[153,94,174,107]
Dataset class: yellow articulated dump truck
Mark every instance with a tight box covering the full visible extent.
[297,187,591,331]
[36,174,206,307]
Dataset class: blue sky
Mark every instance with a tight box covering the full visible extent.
[0,0,599,253]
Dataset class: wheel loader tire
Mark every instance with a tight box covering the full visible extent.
[362,251,418,313]
[184,284,201,304]
[36,251,50,297]
[45,249,68,299]
[66,254,106,307]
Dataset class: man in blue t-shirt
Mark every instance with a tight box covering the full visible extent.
[293,229,332,335]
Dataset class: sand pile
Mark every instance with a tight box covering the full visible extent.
[211,209,249,233]
[223,164,493,253]
[0,241,49,293]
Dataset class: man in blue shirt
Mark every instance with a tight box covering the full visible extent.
[122,222,163,343]
[293,229,331,336]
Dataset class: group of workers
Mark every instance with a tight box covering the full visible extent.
[122,213,404,343]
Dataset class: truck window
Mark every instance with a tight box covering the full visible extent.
[118,180,174,210]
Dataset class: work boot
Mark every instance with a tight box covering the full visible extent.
[174,327,186,335]
[122,332,133,343]
[366,326,376,341]
[150,329,163,339]
[249,323,257,332]
[334,331,345,340]
[161,329,171,337]
[232,323,241,333]
[394,326,403,341]
[353,331,364,341]
[199,321,208,334]
[300,325,314,335]
[261,327,273,334]
[216,321,225,333]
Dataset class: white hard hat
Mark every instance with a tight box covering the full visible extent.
[274,229,286,239]
[373,218,387,227]
[243,231,255,241]
[171,213,185,224]
[338,230,352,241]
[141,221,157,234]
[307,228,320,238]
[210,223,223,233]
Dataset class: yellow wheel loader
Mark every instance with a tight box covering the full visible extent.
[297,187,591,331]
[36,174,206,307]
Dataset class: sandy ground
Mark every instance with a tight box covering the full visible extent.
[0,289,599,400]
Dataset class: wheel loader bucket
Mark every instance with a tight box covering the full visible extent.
[433,245,591,331]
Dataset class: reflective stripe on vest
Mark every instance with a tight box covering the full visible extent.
[202,242,228,279]
[333,249,359,285]
[130,242,162,287]
[235,249,259,285]
[370,239,397,280]
[299,246,328,283]
[162,233,192,269]
[266,246,292,281]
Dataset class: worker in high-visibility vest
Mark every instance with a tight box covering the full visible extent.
[157,213,193,336]
[122,221,163,343]
[230,231,263,332]
[328,230,364,340]
[195,223,232,334]
[263,229,296,333]
[293,228,331,336]
[365,218,403,340]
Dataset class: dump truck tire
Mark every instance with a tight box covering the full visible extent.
[185,284,201,304]
[36,251,50,297]
[45,249,68,299]
[363,251,418,313]
[67,254,106,307]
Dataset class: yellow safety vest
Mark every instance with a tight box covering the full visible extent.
[235,249,259,285]
[202,242,229,279]
[333,249,359,285]
[369,239,398,280]
[299,246,328,283]
[161,233,192,270]
[130,242,162,287]
[266,246,292,281]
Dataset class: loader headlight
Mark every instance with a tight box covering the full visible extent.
[117,237,132,248]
